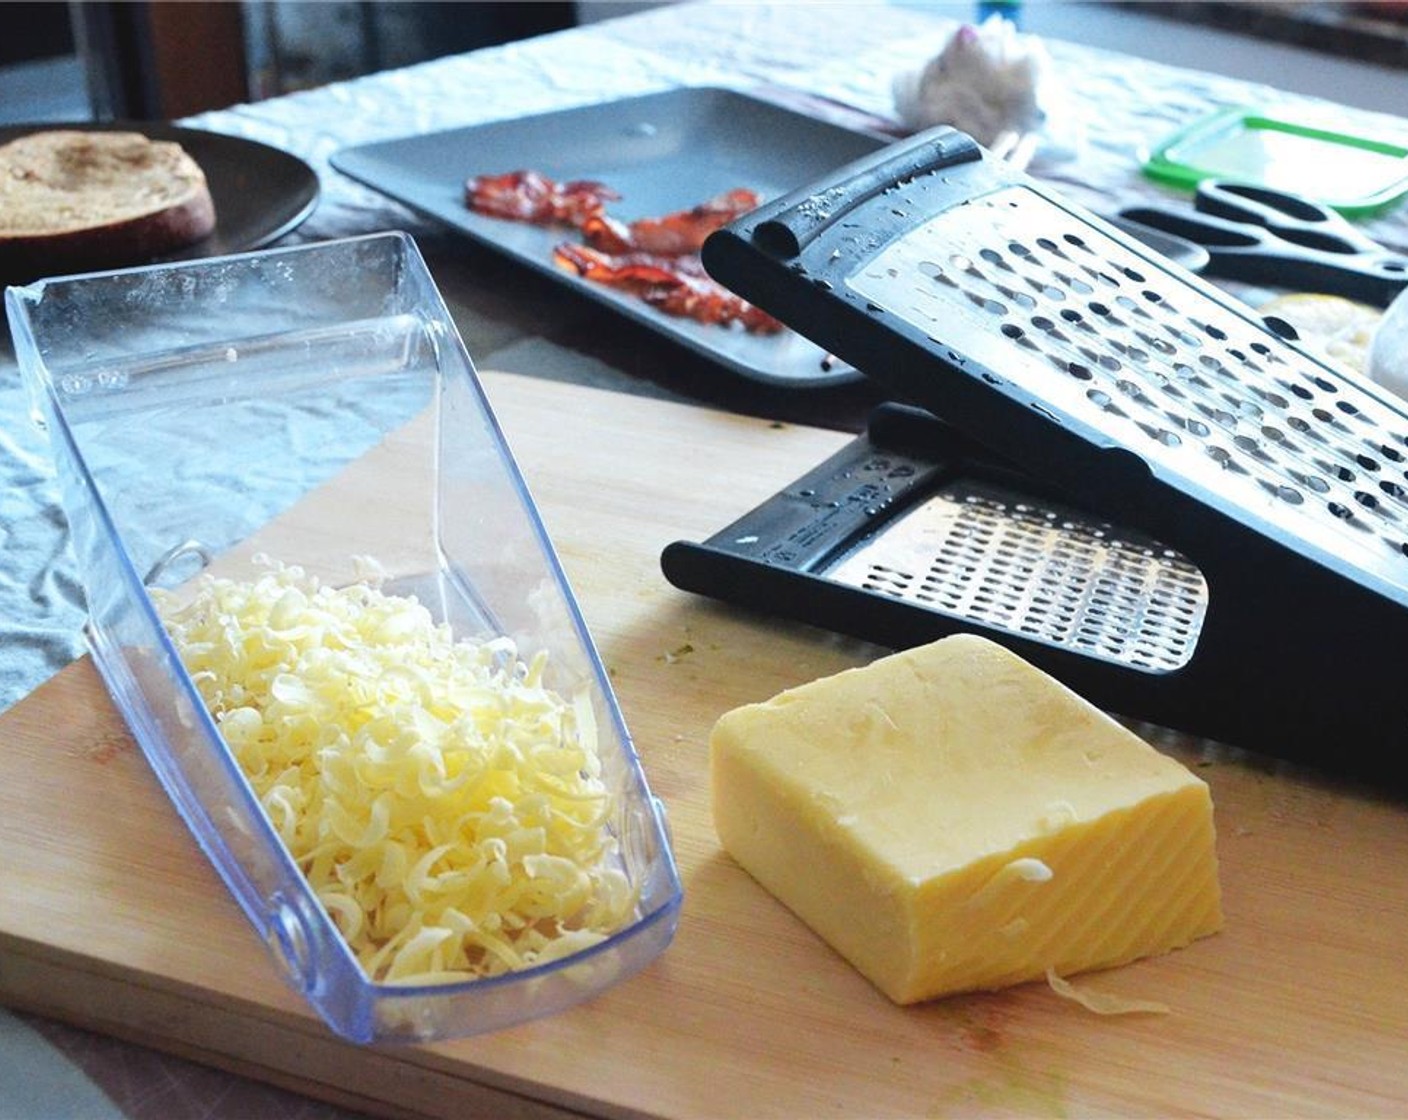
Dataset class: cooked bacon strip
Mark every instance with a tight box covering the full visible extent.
[465,169,619,227]
[466,170,778,332]
[553,242,783,334]
[580,187,762,256]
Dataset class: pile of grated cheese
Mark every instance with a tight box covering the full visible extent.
[153,559,635,986]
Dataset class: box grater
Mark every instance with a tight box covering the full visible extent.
[662,127,1408,780]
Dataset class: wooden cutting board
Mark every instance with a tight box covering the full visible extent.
[3,371,1406,1119]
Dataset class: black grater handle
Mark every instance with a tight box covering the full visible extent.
[661,407,953,575]
[752,125,982,258]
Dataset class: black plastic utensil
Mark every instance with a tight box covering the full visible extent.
[1119,179,1408,306]
[1104,212,1211,273]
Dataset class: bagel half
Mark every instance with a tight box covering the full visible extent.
[1,129,217,282]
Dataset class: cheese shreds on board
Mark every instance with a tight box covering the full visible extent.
[154,560,635,985]
[1045,969,1171,1016]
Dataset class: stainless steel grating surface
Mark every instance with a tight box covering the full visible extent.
[826,480,1207,671]
[847,183,1408,598]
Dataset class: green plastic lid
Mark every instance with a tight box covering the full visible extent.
[1143,106,1408,217]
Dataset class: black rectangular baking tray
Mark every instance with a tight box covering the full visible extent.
[330,87,886,387]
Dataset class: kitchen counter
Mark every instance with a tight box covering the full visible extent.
[3,3,1408,1117]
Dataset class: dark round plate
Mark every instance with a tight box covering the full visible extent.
[0,120,320,268]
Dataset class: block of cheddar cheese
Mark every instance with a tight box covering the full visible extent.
[710,633,1222,1004]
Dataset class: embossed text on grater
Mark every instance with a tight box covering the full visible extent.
[847,184,1408,598]
[827,480,1208,671]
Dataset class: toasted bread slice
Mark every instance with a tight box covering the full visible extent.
[0,129,217,282]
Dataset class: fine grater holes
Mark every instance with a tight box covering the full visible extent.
[825,482,1207,672]
[848,184,1408,592]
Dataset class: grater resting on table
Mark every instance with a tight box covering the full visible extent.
[662,127,1408,781]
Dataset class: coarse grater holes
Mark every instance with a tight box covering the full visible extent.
[846,184,1408,592]
[827,480,1207,672]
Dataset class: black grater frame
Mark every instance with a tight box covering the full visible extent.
[664,127,1408,780]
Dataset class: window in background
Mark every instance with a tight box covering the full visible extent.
[0,2,89,124]
[243,2,577,100]
[0,1,579,125]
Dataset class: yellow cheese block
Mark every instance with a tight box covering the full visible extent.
[710,633,1222,1004]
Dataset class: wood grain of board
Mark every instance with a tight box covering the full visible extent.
[2,371,1406,1119]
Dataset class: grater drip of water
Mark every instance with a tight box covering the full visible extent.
[826,479,1207,672]
[847,184,1408,597]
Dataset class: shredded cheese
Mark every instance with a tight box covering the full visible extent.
[1045,969,1171,1016]
[154,559,635,985]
